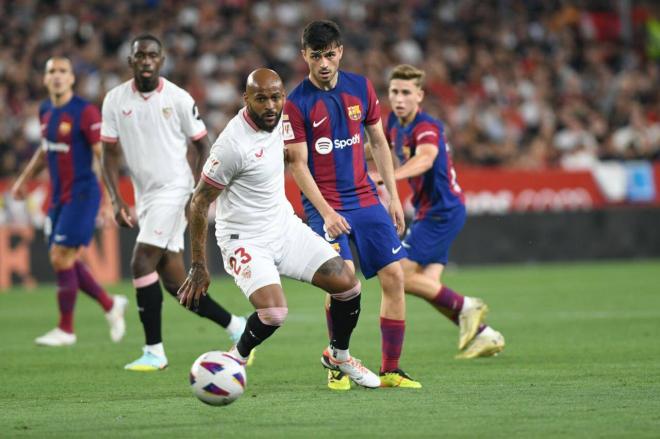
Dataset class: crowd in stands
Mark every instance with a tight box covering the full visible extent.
[1,0,659,179]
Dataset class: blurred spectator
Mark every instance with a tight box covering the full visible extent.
[0,0,658,179]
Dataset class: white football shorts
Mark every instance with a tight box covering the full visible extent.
[136,199,188,252]
[217,214,339,297]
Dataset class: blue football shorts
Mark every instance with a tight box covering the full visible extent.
[402,204,467,266]
[307,203,406,278]
[46,189,100,248]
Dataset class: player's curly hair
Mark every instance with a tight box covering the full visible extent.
[301,20,342,50]
[389,64,426,88]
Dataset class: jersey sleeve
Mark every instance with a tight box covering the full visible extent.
[201,138,243,189]
[80,104,102,145]
[282,100,306,145]
[412,121,441,148]
[100,93,119,143]
[364,78,382,126]
[385,112,396,146]
[177,92,208,141]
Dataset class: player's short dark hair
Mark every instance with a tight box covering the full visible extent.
[301,20,342,50]
[130,34,162,53]
[389,64,426,88]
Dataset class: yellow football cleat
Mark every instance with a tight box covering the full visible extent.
[455,329,505,360]
[458,298,489,350]
[327,370,351,391]
[124,349,168,371]
[379,369,422,389]
[245,348,256,367]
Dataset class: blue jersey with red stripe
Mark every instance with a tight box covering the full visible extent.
[283,71,381,217]
[40,96,101,206]
[386,110,464,220]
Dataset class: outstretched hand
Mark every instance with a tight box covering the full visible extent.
[178,263,210,310]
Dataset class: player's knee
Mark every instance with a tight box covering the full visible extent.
[330,280,361,302]
[49,248,74,271]
[379,262,405,294]
[130,254,154,278]
[256,307,288,327]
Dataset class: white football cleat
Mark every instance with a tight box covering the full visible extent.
[458,297,489,350]
[35,328,76,347]
[321,349,380,389]
[106,295,128,342]
[456,328,505,360]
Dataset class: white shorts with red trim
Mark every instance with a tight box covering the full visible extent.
[217,213,338,297]
[136,198,188,252]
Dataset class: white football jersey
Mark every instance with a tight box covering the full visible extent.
[202,108,294,238]
[101,78,207,213]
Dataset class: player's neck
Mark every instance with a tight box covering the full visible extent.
[398,108,418,127]
[308,73,338,91]
[134,77,160,93]
[50,90,74,108]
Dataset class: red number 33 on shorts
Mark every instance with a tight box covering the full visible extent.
[228,247,252,275]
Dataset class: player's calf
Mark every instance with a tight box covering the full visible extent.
[233,308,287,362]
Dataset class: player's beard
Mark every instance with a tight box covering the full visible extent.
[248,106,281,132]
[134,74,159,92]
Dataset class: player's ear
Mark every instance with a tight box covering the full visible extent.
[418,88,424,103]
[243,91,249,106]
[336,45,344,60]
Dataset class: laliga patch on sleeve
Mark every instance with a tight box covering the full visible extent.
[204,157,220,175]
[282,122,294,141]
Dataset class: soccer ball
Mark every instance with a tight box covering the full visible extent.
[189,351,247,406]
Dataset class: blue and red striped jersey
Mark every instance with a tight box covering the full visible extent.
[386,110,464,220]
[283,71,381,216]
[40,95,101,206]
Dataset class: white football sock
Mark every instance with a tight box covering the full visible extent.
[225,315,244,334]
[145,343,165,358]
[331,346,349,362]
[461,296,476,312]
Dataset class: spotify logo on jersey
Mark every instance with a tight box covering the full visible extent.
[315,137,333,155]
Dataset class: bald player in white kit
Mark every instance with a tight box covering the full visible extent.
[178,68,380,389]
[101,34,246,371]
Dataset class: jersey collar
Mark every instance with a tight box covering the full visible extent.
[131,78,165,100]
[242,107,260,132]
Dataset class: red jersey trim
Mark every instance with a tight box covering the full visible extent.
[100,135,118,143]
[202,173,225,190]
[131,78,165,100]
[190,130,208,141]
[242,108,259,132]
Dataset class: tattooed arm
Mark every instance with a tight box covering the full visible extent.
[178,179,221,309]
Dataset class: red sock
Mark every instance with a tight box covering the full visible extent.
[429,285,465,325]
[75,261,113,312]
[56,268,79,333]
[380,317,405,372]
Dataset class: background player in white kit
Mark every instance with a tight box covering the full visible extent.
[178,69,380,388]
[100,34,246,371]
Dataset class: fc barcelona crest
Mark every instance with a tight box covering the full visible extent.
[162,107,173,119]
[347,105,361,121]
[59,121,71,135]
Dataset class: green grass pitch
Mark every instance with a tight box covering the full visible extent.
[1,260,659,438]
